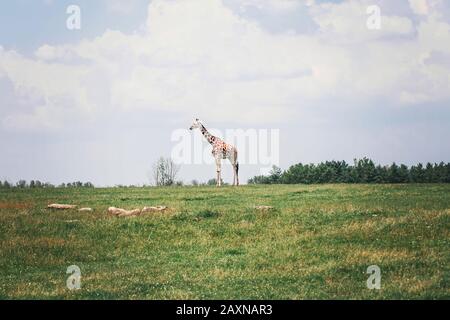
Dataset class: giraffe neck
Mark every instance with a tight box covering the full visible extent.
[200,124,216,145]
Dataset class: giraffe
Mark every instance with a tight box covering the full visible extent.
[189,119,239,187]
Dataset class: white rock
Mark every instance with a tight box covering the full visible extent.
[254,205,274,210]
[47,204,77,209]
[108,207,141,217]
[141,206,167,214]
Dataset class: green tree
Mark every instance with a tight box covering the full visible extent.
[424,163,434,182]
[387,163,400,183]
[374,165,387,183]
[248,159,450,185]
[445,163,450,183]
[353,158,376,183]
[434,162,446,183]
[16,180,27,188]
[410,163,425,183]
[268,165,283,184]
[398,164,410,183]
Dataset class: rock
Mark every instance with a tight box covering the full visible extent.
[255,205,273,210]
[108,206,168,217]
[78,208,93,212]
[118,209,141,217]
[108,207,141,217]
[141,206,167,214]
[48,204,77,210]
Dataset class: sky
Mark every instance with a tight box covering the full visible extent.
[0,0,449,186]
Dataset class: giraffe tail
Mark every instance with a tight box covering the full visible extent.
[236,162,239,175]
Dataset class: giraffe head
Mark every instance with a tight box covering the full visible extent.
[189,118,201,131]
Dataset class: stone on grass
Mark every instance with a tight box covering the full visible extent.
[255,205,274,210]
[141,206,167,214]
[108,206,168,217]
[78,208,93,212]
[47,204,77,210]
[108,207,141,217]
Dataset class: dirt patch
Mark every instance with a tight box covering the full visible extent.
[0,202,33,210]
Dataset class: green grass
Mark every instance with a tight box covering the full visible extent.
[0,184,449,299]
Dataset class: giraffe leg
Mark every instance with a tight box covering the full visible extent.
[215,156,222,187]
[232,164,236,186]
[229,158,235,186]
[231,150,239,186]
[235,162,239,186]
[232,161,238,186]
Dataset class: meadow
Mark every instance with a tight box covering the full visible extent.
[0,184,448,299]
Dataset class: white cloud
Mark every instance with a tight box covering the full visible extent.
[237,0,304,11]
[0,0,450,132]
[409,0,429,15]
[106,0,140,14]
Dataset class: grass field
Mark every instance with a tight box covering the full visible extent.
[0,184,449,299]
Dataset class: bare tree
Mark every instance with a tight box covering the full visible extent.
[153,157,180,186]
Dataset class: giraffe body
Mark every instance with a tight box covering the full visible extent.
[190,119,239,187]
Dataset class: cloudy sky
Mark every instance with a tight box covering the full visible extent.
[0,0,449,186]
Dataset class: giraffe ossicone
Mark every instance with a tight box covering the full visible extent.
[189,118,239,187]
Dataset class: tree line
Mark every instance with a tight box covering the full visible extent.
[0,180,94,189]
[248,158,450,184]
[3,158,449,188]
